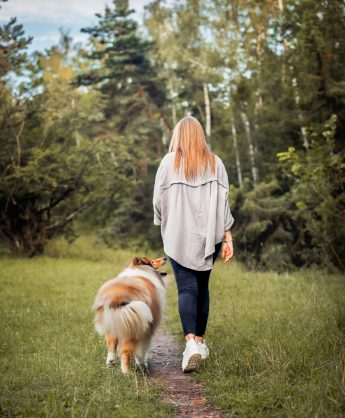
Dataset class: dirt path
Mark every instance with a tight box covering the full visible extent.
[147,276,222,417]
[148,327,222,417]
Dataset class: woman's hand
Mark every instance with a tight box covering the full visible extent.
[222,229,234,263]
[221,241,234,263]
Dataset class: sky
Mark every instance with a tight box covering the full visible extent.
[0,0,153,53]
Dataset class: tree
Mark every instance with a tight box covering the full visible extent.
[0,31,105,255]
[278,115,345,272]
[0,17,33,77]
[77,0,167,247]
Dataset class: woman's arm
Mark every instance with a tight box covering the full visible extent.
[221,229,234,263]
[224,229,233,242]
[222,185,235,263]
[152,161,164,225]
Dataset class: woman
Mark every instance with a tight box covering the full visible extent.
[153,115,235,372]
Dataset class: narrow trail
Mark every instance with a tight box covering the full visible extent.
[147,275,222,418]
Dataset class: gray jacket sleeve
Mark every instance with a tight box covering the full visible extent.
[220,159,235,231]
[224,190,235,231]
[153,160,164,225]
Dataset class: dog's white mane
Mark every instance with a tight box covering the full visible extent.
[117,267,165,304]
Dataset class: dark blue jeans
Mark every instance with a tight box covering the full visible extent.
[169,241,222,337]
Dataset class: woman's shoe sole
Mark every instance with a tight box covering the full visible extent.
[182,353,201,372]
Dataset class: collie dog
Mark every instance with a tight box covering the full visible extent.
[92,256,167,373]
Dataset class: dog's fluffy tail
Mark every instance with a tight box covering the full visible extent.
[94,299,153,340]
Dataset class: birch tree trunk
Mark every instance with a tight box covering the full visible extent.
[168,69,177,126]
[277,0,308,149]
[203,82,211,145]
[71,96,81,147]
[230,107,243,187]
[241,109,258,185]
[292,75,309,149]
[160,117,169,148]
[255,28,265,111]
[277,0,287,84]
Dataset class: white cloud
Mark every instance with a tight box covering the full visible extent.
[0,0,107,24]
[0,0,146,25]
[33,33,87,44]
[32,33,61,43]
[0,0,157,52]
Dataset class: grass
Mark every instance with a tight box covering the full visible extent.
[0,254,175,417]
[166,259,345,417]
[1,236,344,417]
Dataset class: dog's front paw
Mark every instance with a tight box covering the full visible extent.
[120,364,129,374]
[106,352,116,368]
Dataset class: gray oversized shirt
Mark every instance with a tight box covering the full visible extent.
[153,152,235,271]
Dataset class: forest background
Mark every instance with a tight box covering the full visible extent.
[1,0,344,273]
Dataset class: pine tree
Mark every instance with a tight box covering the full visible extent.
[0,17,32,77]
[77,0,167,247]
[78,0,165,134]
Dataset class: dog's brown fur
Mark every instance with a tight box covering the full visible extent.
[93,256,167,373]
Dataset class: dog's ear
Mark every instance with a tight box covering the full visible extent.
[140,257,152,266]
[131,256,140,266]
[130,257,153,267]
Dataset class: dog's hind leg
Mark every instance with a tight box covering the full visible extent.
[134,337,151,370]
[119,339,136,374]
[106,335,118,368]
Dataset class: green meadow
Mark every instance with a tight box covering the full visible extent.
[0,242,176,418]
[166,261,345,417]
[0,237,344,417]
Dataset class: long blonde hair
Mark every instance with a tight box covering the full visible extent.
[168,115,216,181]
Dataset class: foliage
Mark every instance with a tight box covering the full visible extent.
[277,114,345,271]
[0,17,32,77]
[0,0,344,272]
[0,32,106,255]
[230,178,295,272]
[231,115,345,273]
[76,0,167,249]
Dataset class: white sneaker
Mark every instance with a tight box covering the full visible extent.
[197,341,209,360]
[182,339,201,372]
